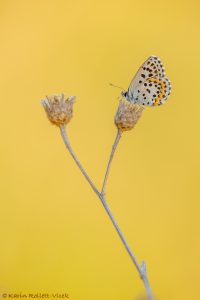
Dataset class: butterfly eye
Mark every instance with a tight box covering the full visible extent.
[121,91,127,97]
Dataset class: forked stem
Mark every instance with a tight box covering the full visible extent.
[59,125,154,300]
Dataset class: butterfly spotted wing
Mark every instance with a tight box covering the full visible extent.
[125,56,172,106]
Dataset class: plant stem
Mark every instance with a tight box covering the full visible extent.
[60,125,99,196]
[101,129,121,195]
[59,125,154,300]
[99,193,154,300]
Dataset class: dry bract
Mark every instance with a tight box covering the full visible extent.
[115,99,144,132]
[42,94,76,126]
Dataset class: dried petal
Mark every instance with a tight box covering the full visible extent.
[41,94,76,126]
[115,99,144,132]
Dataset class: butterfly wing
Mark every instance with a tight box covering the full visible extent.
[127,56,172,106]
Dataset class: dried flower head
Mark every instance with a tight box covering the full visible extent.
[115,99,144,132]
[41,93,76,126]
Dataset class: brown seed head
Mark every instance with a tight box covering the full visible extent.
[41,93,76,126]
[115,99,144,132]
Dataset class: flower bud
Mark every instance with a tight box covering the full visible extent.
[115,99,144,132]
[41,94,75,126]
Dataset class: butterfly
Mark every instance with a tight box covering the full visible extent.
[121,55,172,106]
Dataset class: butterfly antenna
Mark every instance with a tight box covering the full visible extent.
[109,83,125,91]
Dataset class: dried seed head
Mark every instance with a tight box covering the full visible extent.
[41,94,76,126]
[115,99,144,132]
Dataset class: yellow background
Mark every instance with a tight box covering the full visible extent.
[0,0,199,299]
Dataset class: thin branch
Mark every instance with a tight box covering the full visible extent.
[99,193,154,300]
[59,124,154,300]
[101,129,121,196]
[60,125,99,196]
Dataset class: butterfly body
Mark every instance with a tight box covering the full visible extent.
[122,55,172,106]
